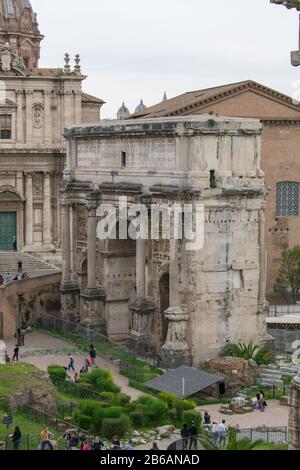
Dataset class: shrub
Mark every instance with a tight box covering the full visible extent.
[167,409,178,422]
[77,383,97,398]
[78,400,100,417]
[102,415,131,440]
[87,368,121,394]
[73,412,92,431]
[93,408,105,433]
[103,406,123,419]
[182,410,202,433]
[225,342,273,365]
[48,365,66,384]
[100,391,131,406]
[129,411,144,428]
[135,395,153,406]
[147,399,168,425]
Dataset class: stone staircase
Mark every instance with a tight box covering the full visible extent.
[256,363,300,388]
[0,252,60,278]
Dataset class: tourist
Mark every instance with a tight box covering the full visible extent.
[150,442,160,451]
[17,260,22,273]
[81,441,91,451]
[189,421,198,450]
[204,411,211,426]
[0,275,4,286]
[13,344,19,362]
[10,426,22,450]
[84,355,89,373]
[0,441,5,450]
[67,355,75,372]
[212,422,219,444]
[216,420,227,447]
[5,351,10,363]
[123,441,134,450]
[91,436,104,451]
[180,423,189,450]
[89,345,96,365]
[17,328,25,346]
[260,390,267,409]
[40,427,54,450]
[5,272,11,284]
[12,236,17,252]
[112,435,120,448]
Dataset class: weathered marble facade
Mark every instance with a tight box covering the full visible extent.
[61,115,268,366]
[0,1,103,257]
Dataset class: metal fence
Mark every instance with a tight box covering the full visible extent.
[168,426,288,450]
[37,314,162,384]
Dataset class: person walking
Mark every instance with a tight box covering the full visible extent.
[150,442,160,451]
[67,355,75,373]
[212,422,219,444]
[216,420,227,447]
[91,436,104,451]
[12,237,17,252]
[181,423,189,450]
[13,344,19,362]
[40,427,54,451]
[11,426,22,450]
[17,260,22,274]
[189,421,198,450]
[89,345,96,366]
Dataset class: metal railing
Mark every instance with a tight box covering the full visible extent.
[168,426,288,450]
[37,314,162,384]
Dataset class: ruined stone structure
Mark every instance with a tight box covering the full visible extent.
[0,0,104,257]
[289,370,300,450]
[61,115,268,366]
[132,80,300,297]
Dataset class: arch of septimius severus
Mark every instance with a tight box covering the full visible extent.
[0,0,103,257]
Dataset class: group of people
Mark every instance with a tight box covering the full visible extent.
[66,345,97,376]
[0,265,30,287]
[256,390,267,411]
[180,421,199,450]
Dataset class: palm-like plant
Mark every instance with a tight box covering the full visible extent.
[225,342,273,365]
[199,429,265,451]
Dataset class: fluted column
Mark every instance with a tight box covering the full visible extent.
[25,89,33,144]
[86,199,98,292]
[169,239,180,307]
[43,172,52,245]
[44,90,52,145]
[136,238,146,298]
[61,202,71,285]
[16,90,24,144]
[25,173,33,246]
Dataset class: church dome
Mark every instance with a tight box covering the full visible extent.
[0,0,34,19]
[117,102,130,120]
[0,0,43,69]
[135,99,147,113]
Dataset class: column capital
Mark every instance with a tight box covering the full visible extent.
[25,89,34,95]
[15,90,24,95]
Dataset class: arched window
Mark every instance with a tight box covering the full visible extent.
[276,181,299,217]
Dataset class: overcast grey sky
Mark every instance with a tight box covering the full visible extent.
[31,0,300,118]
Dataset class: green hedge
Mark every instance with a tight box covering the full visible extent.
[182,410,202,433]
[48,365,67,384]
[102,415,131,440]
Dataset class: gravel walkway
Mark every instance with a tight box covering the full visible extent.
[6,331,142,401]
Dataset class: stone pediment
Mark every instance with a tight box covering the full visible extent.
[0,188,23,201]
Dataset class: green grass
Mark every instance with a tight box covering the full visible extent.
[0,363,51,398]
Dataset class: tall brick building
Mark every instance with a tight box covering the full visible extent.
[132,80,300,296]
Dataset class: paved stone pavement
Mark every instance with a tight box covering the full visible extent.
[197,400,289,428]
[6,331,142,401]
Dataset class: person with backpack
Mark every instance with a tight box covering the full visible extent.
[181,423,189,450]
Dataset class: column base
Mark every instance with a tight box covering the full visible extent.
[80,287,106,334]
[60,282,80,321]
[160,347,192,369]
[127,334,154,356]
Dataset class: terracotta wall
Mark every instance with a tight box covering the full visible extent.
[0,273,61,338]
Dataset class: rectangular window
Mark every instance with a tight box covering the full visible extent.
[276,181,299,217]
[0,115,12,140]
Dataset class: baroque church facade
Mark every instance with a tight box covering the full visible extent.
[0,0,103,256]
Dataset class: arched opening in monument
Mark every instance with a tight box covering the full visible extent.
[159,272,170,345]
[103,221,137,341]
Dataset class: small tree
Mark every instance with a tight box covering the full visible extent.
[275,244,300,302]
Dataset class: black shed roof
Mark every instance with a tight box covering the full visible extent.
[144,366,224,399]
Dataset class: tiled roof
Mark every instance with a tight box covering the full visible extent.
[131,80,300,119]
[81,92,105,104]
